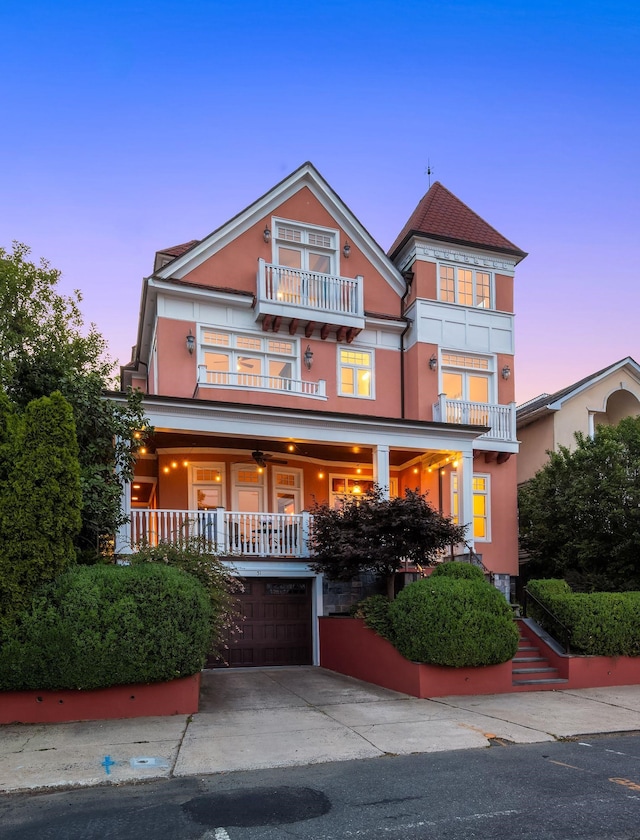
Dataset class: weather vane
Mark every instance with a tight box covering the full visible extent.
[425,159,434,187]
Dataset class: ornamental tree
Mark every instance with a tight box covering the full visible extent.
[518,416,640,591]
[0,242,148,559]
[309,486,467,599]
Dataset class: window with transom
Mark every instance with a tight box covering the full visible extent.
[441,352,492,405]
[275,221,337,276]
[338,348,373,398]
[201,330,296,390]
[438,265,492,308]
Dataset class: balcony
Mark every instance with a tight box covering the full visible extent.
[433,395,517,443]
[197,365,327,398]
[126,509,310,558]
[255,259,365,336]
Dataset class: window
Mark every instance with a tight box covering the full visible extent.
[441,353,491,405]
[189,463,225,511]
[339,348,373,398]
[202,331,295,390]
[273,469,303,514]
[452,473,490,541]
[275,222,336,276]
[438,265,492,308]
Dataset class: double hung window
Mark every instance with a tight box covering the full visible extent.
[439,265,492,308]
[202,331,295,390]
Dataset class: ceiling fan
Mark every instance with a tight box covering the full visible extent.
[251,450,288,468]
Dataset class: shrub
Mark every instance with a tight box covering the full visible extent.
[430,561,487,582]
[128,537,243,661]
[526,579,640,656]
[0,563,212,691]
[351,594,394,642]
[389,577,518,667]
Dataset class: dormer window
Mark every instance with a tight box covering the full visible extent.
[438,264,492,308]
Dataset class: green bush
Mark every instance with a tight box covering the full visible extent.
[0,563,213,691]
[389,577,518,667]
[430,561,487,582]
[526,579,640,656]
[351,594,394,642]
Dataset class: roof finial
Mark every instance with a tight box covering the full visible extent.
[425,159,434,188]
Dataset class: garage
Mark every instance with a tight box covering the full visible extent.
[211,577,313,667]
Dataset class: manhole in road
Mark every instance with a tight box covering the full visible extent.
[182,786,331,828]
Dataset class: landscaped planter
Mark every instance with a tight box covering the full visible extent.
[0,673,201,724]
[319,617,513,698]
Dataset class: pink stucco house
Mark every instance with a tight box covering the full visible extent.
[114,162,527,666]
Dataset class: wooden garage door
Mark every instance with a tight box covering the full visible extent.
[221,577,313,667]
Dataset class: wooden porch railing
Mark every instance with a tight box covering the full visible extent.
[126,508,310,558]
[432,395,517,442]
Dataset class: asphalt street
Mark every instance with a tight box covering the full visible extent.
[3,733,640,840]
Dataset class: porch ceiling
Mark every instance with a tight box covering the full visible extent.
[146,430,421,467]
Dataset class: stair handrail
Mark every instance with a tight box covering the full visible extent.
[522,586,572,654]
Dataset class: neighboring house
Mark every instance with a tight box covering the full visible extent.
[113,162,526,666]
[517,357,640,486]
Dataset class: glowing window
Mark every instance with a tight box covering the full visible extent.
[438,265,493,308]
[339,348,372,398]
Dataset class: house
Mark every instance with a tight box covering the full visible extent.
[517,357,640,485]
[113,162,527,666]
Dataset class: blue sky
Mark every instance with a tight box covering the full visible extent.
[1,0,638,402]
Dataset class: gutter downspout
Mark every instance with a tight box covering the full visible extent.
[399,271,414,420]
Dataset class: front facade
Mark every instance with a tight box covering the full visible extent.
[116,163,526,666]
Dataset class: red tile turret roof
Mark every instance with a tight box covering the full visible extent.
[388,182,526,261]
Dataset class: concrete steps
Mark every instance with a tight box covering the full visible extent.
[512,627,568,689]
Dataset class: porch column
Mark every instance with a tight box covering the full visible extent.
[372,444,391,499]
[459,450,475,549]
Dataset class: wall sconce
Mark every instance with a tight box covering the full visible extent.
[429,354,438,371]
[263,226,271,243]
[502,364,511,380]
[343,240,351,259]
[304,345,314,370]
[186,330,195,355]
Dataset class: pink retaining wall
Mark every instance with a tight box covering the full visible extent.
[319,617,513,697]
[0,673,201,724]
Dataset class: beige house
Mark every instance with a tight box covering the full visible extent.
[517,357,640,485]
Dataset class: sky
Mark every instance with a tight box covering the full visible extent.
[1,0,638,404]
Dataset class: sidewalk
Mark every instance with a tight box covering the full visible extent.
[2,667,640,794]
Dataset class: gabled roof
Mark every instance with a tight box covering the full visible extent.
[157,240,200,260]
[388,181,527,261]
[517,357,640,427]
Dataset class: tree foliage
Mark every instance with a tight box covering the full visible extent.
[0,391,82,622]
[518,417,640,591]
[309,486,467,598]
[0,242,148,559]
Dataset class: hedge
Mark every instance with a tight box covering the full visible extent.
[388,574,518,667]
[430,561,487,582]
[526,579,640,656]
[0,563,213,691]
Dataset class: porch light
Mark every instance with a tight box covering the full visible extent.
[343,240,351,259]
[304,345,314,370]
[139,447,147,455]
[186,330,195,355]
[502,364,511,380]
[263,226,271,243]
[429,354,437,371]
[287,444,295,452]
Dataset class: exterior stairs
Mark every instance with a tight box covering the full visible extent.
[512,623,568,689]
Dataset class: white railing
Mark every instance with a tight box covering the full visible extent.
[257,259,364,318]
[128,508,310,558]
[433,395,517,442]
[197,365,326,398]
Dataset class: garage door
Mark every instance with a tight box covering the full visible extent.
[214,577,313,667]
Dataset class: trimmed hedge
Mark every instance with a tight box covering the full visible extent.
[388,576,518,667]
[527,579,640,656]
[430,561,487,582]
[0,563,213,691]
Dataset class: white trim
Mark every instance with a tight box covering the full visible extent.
[271,467,304,515]
[188,461,226,510]
[337,345,375,400]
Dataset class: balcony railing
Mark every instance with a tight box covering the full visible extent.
[125,509,310,558]
[256,259,365,327]
[433,395,517,442]
[197,365,326,398]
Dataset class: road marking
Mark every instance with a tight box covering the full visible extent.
[610,777,640,792]
[549,760,588,771]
